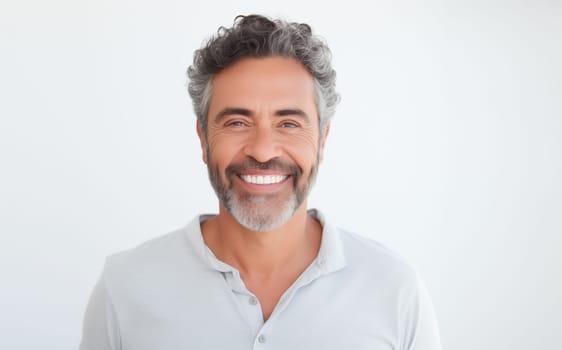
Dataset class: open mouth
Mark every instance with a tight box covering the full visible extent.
[238,174,289,185]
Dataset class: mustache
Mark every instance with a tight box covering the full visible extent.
[226,157,302,177]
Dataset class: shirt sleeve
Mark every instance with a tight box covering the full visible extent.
[79,271,122,350]
[399,272,442,350]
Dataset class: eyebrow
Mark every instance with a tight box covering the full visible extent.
[213,107,310,123]
[275,109,310,122]
[215,108,253,122]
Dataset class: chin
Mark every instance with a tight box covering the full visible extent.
[227,194,299,232]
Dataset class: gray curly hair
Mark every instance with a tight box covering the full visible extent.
[187,14,339,139]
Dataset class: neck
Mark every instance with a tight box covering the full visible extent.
[201,201,322,278]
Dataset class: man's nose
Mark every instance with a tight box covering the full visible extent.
[243,126,282,163]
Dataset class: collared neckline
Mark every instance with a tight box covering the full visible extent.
[184,209,347,277]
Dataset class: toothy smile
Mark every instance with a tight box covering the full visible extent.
[239,174,289,185]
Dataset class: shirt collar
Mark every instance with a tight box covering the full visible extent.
[184,209,347,275]
[184,213,234,273]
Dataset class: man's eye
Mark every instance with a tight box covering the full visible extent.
[227,120,246,127]
[281,121,299,128]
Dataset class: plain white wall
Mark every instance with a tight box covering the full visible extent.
[1,0,561,349]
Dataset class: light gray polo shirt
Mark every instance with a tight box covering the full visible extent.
[80,209,441,350]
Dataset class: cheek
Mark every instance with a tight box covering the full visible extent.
[287,132,320,159]
[206,132,240,164]
[286,138,320,180]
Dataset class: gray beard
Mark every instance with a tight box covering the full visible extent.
[207,158,318,232]
[227,190,299,232]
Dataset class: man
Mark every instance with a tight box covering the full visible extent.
[80,14,441,350]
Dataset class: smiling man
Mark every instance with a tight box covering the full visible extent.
[80,15,441,350]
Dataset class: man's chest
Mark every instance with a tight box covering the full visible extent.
[114,274,399,350]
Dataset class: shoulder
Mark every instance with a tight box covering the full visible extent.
[103,215,210,272]
[340,229,411,265]
[101,217,208,289]
[313,209,420,287]
[337,227,421,289]
[103,228,187,280]
[111,226,186,261]
[97,220,215,308]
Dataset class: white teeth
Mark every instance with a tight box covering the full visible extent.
[240,175,288,185]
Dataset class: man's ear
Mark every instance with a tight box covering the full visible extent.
[319,123,330,162]
[196,119,208,164]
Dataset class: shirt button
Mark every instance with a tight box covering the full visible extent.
[249,296,258,305]
[258,334,266,343]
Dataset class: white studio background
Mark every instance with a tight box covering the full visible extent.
[1,0,561,349]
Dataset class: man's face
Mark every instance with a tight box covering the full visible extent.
[198,56,329,232]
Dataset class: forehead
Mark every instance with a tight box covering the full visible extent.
[209,57,317,115]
